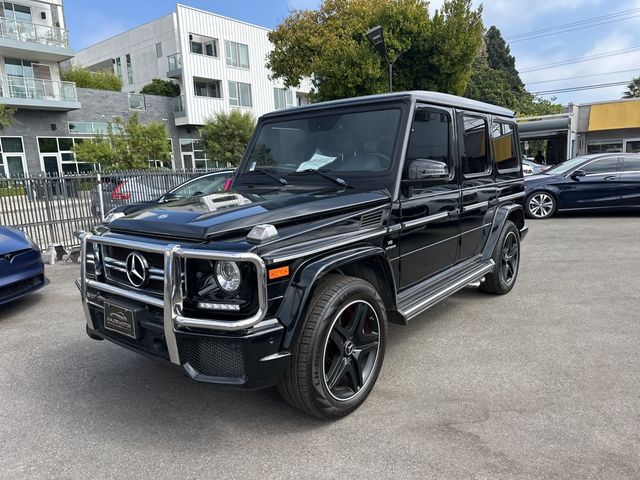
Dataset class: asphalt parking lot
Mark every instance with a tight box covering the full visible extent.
[1,214,639,480]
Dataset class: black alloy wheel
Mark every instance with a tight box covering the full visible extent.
[323,300,381,401]
[278,275,387,419]
[500,231,519,287]
[480,220,521,295]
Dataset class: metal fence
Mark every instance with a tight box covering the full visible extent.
[0,170,217,250]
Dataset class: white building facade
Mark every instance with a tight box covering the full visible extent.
[0,0,80,177]
[73,4,311,129]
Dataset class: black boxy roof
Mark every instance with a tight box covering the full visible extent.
[261,90,515,119]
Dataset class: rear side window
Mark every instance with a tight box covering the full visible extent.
[492,122,519,172]
[459,115,491,176]
[622,156,640,172]
[582,157,619,174]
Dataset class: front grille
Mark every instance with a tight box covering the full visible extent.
[181,337,245,378]
[0,274,43,299]
[102,245,166,295]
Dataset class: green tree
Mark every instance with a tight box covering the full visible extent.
[199,111,255,167]
[73,113,171,170]
[62,66,123,92]
[267,0,484,101]
[0,104,16,129]
[140,78,181,97]
[466,26,561,116]
[623,77,640,98]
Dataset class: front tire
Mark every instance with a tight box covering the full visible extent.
[480,220,520,295]
[278,275,387,419]
[525,191,556,219]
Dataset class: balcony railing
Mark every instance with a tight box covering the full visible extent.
[173,95,185,114]
[0,17,69,49]
[167,52,182,72]
[0,76,77,102]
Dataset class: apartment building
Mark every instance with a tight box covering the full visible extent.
[73,4,311,131]
[0,0,80,176]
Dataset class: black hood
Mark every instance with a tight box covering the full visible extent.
[108,186,390,241]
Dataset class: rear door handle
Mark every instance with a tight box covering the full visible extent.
[448,209,460,217]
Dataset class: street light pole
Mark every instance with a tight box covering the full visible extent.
[366,25,393,93]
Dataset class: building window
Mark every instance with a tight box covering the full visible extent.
[194,78,222,98]
[228,81,252,108]
[190,34,219,57]
[2,3,32,23]
[274,88,295,110]
[69,122,109,135]
[125,53,133,84]
[114,57,123,80]
[587,141,623,154]
[128,93,146,110]
[37,137,97,174]
[460,114,491,176]
[155,42,163,59]
[225,40,249,69]
[0,137,26,178]
[149,139,174,169]
[180,139,218,169]
[492,121,519,173]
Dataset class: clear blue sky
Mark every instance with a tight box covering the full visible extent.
[64,0,640,105]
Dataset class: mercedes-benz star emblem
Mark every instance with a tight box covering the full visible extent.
[125,252,148,288]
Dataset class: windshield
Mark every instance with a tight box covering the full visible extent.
[543,157,588,175]
[241,108,402,183]
[168,173,230,199]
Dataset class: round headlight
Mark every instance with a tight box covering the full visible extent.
[215,261,241,293]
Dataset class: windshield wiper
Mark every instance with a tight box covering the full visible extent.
[246,168,288,185]
[294,169,348,187]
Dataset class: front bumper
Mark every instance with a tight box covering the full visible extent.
[77,232,288,389]
[0,250,48,306]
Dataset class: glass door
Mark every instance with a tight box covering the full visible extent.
[42,154,61,175]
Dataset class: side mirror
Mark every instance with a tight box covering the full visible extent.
[571,169,586,180]
[407,158,449,181]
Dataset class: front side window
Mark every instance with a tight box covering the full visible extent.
[243,108,401,177]
[582,157,620,174]
[404,107,452,182]
[194,78,222,98]
[229,81,252,107]
[492,121,519,172]
[460,114,490,176]
[225,40,250,68]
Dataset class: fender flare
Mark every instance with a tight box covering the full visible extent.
[276,245,396,350]
[482,203,525,260]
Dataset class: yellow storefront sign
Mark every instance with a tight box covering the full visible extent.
[588,101,640,131]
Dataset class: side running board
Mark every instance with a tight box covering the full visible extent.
[397,259,495,322]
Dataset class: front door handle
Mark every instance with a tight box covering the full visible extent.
[448,209,460,218]
[603,175,617,181]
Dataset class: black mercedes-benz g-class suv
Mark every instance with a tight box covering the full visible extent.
[77,91,527,419]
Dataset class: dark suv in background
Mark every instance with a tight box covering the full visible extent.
[77,91,527,418]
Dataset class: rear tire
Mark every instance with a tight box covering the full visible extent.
[479,220,520,295]
[278,275,387,419]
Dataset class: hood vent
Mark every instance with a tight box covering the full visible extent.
[360,211,383,229]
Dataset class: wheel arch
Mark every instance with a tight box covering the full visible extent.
[277,246,397,350]
[483,203,525,260]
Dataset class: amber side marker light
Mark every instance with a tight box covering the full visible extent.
[268,266,290,280]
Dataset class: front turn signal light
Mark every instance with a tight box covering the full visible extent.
[268,266,289,280]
